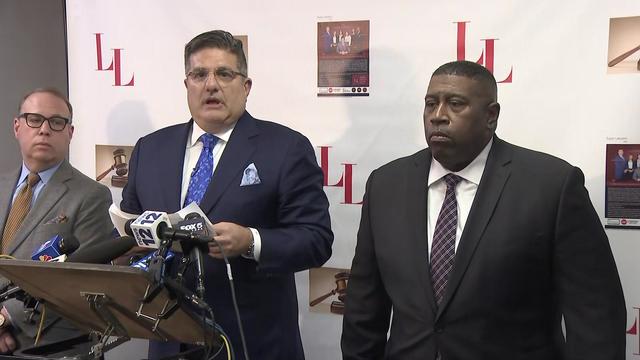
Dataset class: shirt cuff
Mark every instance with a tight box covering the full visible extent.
[244,227,261,262]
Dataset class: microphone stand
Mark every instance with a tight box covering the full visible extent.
[142,238,174,304]
[0,286,24,302]
[189,244,207,300]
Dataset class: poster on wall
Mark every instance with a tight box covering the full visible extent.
[607,15,640,75]
[317,20,370,96]
[308,267,350,315]
[95,145,134,189]
[236,35,249,70]
[604,144,640,228]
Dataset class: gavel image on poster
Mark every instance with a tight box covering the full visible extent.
[96,148,129,187]
[309,272,349,314]
[608,43,640,70]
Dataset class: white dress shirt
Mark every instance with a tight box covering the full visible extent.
[426,138,493,260]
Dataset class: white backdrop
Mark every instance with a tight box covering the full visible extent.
[66,1,640,358]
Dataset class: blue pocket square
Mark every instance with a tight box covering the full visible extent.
[241,163,261,186]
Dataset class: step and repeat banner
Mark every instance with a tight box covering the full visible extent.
[66,1,640,358]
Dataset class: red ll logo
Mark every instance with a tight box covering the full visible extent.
[628,307,640,355]
[319,146,363,205]
[455,21,513,83]
[94,33,135,86]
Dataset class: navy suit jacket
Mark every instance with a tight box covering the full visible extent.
[342,137,625,360]
[121,112,333,360]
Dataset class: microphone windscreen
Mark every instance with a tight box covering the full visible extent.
[66,236,137,264]
[59,235,80,255]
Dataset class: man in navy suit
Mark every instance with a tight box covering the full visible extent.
[341,61,625,359]
[120,30,333,360]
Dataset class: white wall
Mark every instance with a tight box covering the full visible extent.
[66,1,640,358]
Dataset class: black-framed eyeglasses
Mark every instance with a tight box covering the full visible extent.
[186,67,247,85]
[19,113,70,131]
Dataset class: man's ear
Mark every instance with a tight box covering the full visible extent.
[244,77,253,96]
[487,102,500,131]
[13,117,20,137]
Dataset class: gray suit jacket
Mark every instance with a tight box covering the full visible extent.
[0,160,114,350]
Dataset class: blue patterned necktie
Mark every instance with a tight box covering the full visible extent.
[183,133,218,207]
[430,173,463,307]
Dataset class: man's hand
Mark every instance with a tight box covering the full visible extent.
[0,307,16,354]
[208,222,253,259]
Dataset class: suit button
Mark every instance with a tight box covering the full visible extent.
[435,327,444,334]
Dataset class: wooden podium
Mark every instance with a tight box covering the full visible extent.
[0,259,216,359]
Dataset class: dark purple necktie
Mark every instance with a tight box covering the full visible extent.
[430,173,463,306]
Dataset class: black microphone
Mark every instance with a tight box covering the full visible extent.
[124,217,210,245]
[176,213,210,248]
[176,213,210,299]
[66,236,137,264]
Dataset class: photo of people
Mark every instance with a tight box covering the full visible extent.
[317,20,370,96]
[604,144,640,228]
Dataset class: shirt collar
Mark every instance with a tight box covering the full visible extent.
[428,137,493,187]
[19,162,62,186]
[188,120,235,148]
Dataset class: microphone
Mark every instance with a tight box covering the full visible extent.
[126,211,171,249]
[176,213,209,299]
[124,211,211,248]
[66,236,137,264]
[164,277,210,310]
[31,234,80,262]
[176,213,208,236]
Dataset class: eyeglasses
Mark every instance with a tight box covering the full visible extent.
[19,113,70,131]
[186,67,247,85]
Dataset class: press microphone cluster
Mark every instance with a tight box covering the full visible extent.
[124,211,211,248]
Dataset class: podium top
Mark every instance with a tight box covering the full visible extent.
[0,259,213,344]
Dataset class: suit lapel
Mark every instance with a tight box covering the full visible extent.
[436,137,512,318]
[405,149,438,313]
[8,161,73,255]
[199,112,258,215]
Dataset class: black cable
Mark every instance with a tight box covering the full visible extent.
[201,307,208,360]
[211,239,250,360]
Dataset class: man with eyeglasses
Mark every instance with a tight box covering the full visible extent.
[120,30,333,360]
[0,88,114,354]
